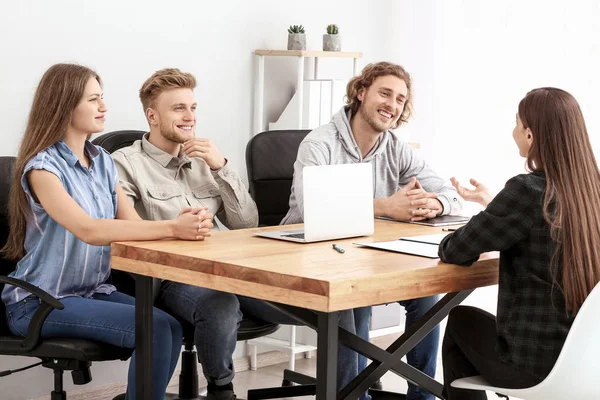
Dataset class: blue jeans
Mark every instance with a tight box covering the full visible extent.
[354,306,373,374]
[156,281,243,385]
[354,296,440,400]
[5,291,182,400]
[238,296,358,392]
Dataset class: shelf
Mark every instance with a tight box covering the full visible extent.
[255,49,363,58]
[253,49,362,134]
[247,337,317,354]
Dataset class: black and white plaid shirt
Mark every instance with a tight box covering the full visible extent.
[439,172,574,380]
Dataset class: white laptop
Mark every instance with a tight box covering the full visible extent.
[256,163,374,243]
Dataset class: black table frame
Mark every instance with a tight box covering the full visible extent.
[133,273,472,400]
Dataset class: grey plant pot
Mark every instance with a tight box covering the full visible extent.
[287,33,306,51]
[323,34,341,51]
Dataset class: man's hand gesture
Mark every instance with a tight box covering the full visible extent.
[182,138,226,170]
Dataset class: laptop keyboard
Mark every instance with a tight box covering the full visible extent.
[282,233,305,239]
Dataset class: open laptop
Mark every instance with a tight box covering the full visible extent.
[256,163,374,243]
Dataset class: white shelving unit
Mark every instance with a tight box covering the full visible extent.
[248,326,315,371]
[253,49,363,135]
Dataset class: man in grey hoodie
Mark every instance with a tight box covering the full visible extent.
[281,62,463,400]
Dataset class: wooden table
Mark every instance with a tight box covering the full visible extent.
[111,219,499,400]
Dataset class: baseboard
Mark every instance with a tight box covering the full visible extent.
[33,349,312,400]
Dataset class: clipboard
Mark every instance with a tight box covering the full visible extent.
[377,215,470,227]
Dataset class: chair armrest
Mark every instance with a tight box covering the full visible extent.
[0,276,64,353]
[0,276,63,309]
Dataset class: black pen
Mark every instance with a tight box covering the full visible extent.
[442,228,457,232]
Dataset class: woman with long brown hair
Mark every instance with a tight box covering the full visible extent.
[438,87,600,399]
[2,63,214,400]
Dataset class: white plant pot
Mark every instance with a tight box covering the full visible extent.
[288,33,306,50]
[323,34,341,51]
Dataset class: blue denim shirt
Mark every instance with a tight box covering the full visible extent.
[2,140,118,305]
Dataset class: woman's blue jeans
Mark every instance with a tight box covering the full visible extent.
[5,291,182,400]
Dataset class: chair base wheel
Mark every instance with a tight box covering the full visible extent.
[51,390,67,400]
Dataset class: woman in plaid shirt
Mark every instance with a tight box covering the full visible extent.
[438,87,600,400]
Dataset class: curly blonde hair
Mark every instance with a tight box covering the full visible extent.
[346,62,412,128]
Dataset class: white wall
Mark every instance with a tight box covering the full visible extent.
[402,0,600,312]
[419,0,600,200]
[0,1,393,398]
[0,0,392,173]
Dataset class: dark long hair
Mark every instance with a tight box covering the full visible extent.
[519,87,600,313]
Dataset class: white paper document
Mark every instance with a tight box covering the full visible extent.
[399,233,450,245]
[354,239,440,259]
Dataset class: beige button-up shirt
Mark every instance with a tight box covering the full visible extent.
[112,134,258,230]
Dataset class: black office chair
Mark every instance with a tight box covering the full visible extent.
[0,156,133,400]
[93,130,281,400]
[245,130,310,227]
[92,129,147,153]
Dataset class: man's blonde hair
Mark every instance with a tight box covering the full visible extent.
[139,68,197,111]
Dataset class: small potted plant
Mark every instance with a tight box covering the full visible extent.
[323,24,341,51]
[287,25,306,51]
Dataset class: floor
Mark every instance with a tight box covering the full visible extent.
[206,358,511,400]
[168,335,513,400]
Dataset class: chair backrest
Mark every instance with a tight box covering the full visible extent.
[245,130,310,226]
[92,130,146,153]
[524,281,600,397]
[0,157,18,336]
[91,130,152,299]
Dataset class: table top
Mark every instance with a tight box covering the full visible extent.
[111,219,499,312]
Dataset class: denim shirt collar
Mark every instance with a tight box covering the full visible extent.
[55,140,100,168]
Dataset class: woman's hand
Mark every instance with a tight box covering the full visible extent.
[450,177,493,207]
[174,207,214,240]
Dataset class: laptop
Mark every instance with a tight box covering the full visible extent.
[256,163,374,243]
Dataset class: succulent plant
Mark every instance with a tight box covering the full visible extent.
[288,25,305,34]
[326,24,339,35]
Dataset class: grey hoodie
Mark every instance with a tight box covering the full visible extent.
[281,107,463,225]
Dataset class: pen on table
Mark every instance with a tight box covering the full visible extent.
[442,228,457,232]
[332,244,345,253]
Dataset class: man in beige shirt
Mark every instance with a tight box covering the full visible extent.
[112,68,258,400]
